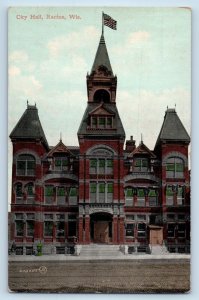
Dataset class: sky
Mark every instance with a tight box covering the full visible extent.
[8,7,191,203]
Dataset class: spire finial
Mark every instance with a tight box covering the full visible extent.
[141,133,143,143]
[27,100,29,107]
[60,132,62,142]
[175,103,176,110]
[102,11,104,35]
[35,102,36,107]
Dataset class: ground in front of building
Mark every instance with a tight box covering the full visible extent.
[8,259,190,293]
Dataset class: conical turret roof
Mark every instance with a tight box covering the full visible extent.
[91,34,113,74]
[10,104,49,150]
[155,108,190,147]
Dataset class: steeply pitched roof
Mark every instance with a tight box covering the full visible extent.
[77,103,125,139]
[10,105,49,149]
[155,108,190,147]
[47,140,74,157]
[129,141,156,158]
[91,34,113,75]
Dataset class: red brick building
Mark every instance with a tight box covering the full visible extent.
[9,33,190,255]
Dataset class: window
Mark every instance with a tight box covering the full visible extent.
[99,182,105,202]
[54,157,68,171]
[44,214,53,237]
[15,183,23,203]
[178,214,185,221]
[90,182,113,203]
[137,189,145,206]
[99,159,105,174]
[126,215,135,221]
[45,186,54,204]
[56,214,65,220]
[89,158,113,175]
[92,117,97,128]
[56,221,65,237]
[167,223,175,238]
[167,214,175,221]
[178,223,186,238]
[17,154,35,176]
[148,189,158,206]
[57,187,65,205]
[27,221,34,237]
[166,157,184,178]
[69,187,78,205]
[137,215,146,221]
[68,216,76,236]
[26,183,34,203]
[125,188,134,206]
[107,182,113,202]
[166,186,174,206]
[107,117,112,128]
[44,221,53,236]
[106,159,113,174]
[137,223,146,238]
[99,117,106,128]
[134,158,148,172]
[126,224,135,237]
[177,186,185,205]
[15,221,24,237]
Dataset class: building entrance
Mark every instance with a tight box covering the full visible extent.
[149,226,163,245]
[90,213,112,243]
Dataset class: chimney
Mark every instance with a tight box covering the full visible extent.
[125,136,136,152]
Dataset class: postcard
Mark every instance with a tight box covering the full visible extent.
[8,7,191,293]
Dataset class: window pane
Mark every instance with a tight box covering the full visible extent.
[44,221,53,236]
[27,221,34,236]
[148,189,156,197]
[45,186,54,196]
[90,159,97,167]
[176,163,183,172]
[126,188,133,197]
[16,184,23,196]
[57,187,65,196]
[90,183,97,193]
[56,222,65,237]
[16,221,24,236]
[107,183,113,193]
[107,159,113,167]
[99,183,105,193]
[99,118,105,125]
[99,159,105,167]
[166,164,175,171]
[138,189,145,197]
[69,187,77,196]
[166,187,173,196]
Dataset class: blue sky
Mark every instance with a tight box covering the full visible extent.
[8,7,191,147]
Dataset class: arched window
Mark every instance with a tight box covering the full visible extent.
[166,157,184,178]
[26,183,35,203]
[17,154,36,176]
[15,183,23,203]
[93,89,110,103]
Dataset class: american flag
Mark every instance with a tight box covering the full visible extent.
[103,13,117,30]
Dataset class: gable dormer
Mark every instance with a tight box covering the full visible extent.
[128,141,156,173]
[46,140,75,172]
[88,103,115,130]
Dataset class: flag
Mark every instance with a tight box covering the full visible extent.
[103,13,117,30]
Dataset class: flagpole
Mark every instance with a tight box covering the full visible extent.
[102,11,104,35]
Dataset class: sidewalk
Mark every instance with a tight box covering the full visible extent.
[9,253,190,262]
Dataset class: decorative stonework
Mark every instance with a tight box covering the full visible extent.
[13,149,41,164]
[86,144,117,156]
[162,151,188,167]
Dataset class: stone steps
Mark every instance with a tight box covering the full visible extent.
[150,245,168,255]
[80,244,123,257]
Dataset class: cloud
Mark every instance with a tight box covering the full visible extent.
[9,75,42,97]
[9,50,36,73]
[117,88,191,149]
[127,31,150,44]
[47,26,99,57]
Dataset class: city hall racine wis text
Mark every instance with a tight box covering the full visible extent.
[9,26,190,256]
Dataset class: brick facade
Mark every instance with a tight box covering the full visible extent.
[9,33,190,255]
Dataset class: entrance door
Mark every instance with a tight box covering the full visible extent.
[94,221,109,243]
[150,228,163,245]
